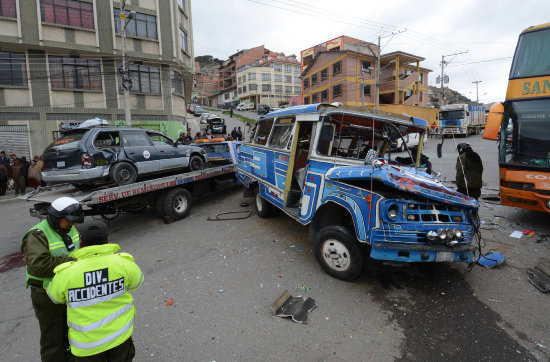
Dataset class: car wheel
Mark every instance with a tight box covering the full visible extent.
[189,155,204,171]
[160,187,192,221]
[313,225,364,281]
[109,162,137,185]
[254,185,273,218]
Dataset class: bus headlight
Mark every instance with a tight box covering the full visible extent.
[388,204,399,220]
[438,228,447,240]
[453,228,463,239]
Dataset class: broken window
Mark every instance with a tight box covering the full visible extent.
[94,131,120,148]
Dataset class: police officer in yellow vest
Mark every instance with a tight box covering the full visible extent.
[21,196,84,362]
[47,225,144,361]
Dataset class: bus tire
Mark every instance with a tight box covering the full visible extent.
[161,187,192,221]
[313,225,364,281]
[110,162,137,185]
[254,185,273,218]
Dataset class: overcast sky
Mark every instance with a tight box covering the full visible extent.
[192,0,549,104]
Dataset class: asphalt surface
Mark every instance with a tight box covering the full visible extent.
[0,130,549,361]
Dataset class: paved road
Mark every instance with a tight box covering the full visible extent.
[1,133,549,360]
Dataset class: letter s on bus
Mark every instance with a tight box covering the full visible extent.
[522,82,530,95]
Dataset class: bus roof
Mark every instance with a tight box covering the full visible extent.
[521,22,550,34]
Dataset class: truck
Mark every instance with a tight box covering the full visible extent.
[22,141,240,223]
[439,104,485,136]
[236,103,480,281]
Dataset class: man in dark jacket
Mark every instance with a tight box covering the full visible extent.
[455,142,483,200]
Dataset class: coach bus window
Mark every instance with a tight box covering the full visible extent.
[268,117,295,149]
[254,118,275,146]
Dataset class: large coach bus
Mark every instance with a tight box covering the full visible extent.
[237,103,479,281]
[484,22,550,213]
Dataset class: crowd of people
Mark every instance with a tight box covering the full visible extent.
[176,126,244,145]
[0,150,44,196]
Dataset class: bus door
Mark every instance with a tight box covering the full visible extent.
[283,121,314,210]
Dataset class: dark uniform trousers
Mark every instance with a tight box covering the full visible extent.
[74,337,135,362]
[457,186,481,200]
[30,287,73,362]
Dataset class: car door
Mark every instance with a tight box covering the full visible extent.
[120,131,159,174]
[147,132,183,170]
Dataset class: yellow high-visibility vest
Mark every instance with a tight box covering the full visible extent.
[22,219,80,288]
[47,244,144,357]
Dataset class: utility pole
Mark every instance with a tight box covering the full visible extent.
[376,30,406,110]
[439,51,468,106]
[472,80,482,103]
[120,0,132,127]
[361,70,365,111]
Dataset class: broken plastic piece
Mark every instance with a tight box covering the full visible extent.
[272,290,317,324]
[527,232,535,238]
[522,229,532,235]
[476,252,505,268]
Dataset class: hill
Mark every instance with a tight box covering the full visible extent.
[428,86,476,108]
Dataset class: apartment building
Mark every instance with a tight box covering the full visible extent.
[301,35,436,123]
[193,60,220,106]
[0,0,194,158]
[236,51,301,108]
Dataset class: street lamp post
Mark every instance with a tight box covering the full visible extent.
[119,1,134,127]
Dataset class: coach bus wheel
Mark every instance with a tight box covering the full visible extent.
[161,187,192,221]
[254,185,273,218]
[313,225,364,281]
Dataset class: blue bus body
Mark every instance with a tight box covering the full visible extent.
[237,103,479,280]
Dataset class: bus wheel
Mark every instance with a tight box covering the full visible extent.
[254,185,273,218]
[313,225,364,281]
[161,187,192,221]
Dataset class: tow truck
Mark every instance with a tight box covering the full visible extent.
[21,141,240,223]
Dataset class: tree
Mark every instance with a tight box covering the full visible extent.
[195,55,223,66]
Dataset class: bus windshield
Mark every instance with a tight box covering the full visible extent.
[439,110,464,120]
[499,99,550,168]
[510,27,550,78]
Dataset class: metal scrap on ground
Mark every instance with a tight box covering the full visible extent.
[272,290,317,324]
[527,258,550,293]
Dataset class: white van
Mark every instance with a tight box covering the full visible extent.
[236,102,254,111]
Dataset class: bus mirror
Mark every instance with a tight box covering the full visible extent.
[437,143,442,158]
[483,103,504,141]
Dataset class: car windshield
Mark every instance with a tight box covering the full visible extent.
[47,130,87,151]
[499,99,550,168]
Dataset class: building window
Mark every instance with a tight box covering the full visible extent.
[294,86,300,94]
[321,90,328,101]
[284,64,291,73]
[363,84,371,95]
[333,61,341,75]
[333,84,341,98]
[311,73,318,85]
[274,64,282,72]
[0,0,16,18]
[224,93,229,100]
[0,51,27,86]
[120,64,160,94]
[275,85,282,93]
[261,73,271,81]
[362,61,372,72]
[419,73,423,83]
[304,96,310,104]
[284,75,291,83]
[114,8,157,40]
[294,76,300,83]
[248,72,256,81]
[249,83,257,91]
[312,93,318,103]
[41,0,94,29]
[285,86,292,94]
[171,70,183,96]
[49,56,101,90]
[303,78,309,89]
[177,0,185,11]
[320,68,328,81]
[243,86,246,93]
[262,84,271,92]
[419,91,423,102]
[179,28,188,52]
[238,87,242,94]
[274,74,282,82]
[294,66,300,73]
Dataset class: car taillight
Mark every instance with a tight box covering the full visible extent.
[81,152,92,168]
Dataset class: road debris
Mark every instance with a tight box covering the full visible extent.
[476,252,505,268]
[527,258,550,293]
[297,285,312,292]
[271,290,317,324]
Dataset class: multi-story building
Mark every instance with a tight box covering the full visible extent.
[193,61,220,106]
[236,51,301,108]
[300,35,436,123]
[0,0,194,158]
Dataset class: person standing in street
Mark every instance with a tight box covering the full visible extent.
[47,225,144,361]
[28,158,42,189]
[21,197,84,362]
[0,151,8,195]
[11,158,25,195]
[0,161,7,195]
[229,105,233,118]
[236,126,243,141]
[455,142,483,200]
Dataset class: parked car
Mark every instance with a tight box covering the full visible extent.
[193,106,206,116]
[41,126,208,186]
[257,104,271,115]
[206,116,227,134]
[187,104,196,113]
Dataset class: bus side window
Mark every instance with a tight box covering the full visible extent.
[254,119,275,145]
[317,123,335,155]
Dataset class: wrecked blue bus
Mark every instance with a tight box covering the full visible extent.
[236,103,479,281]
